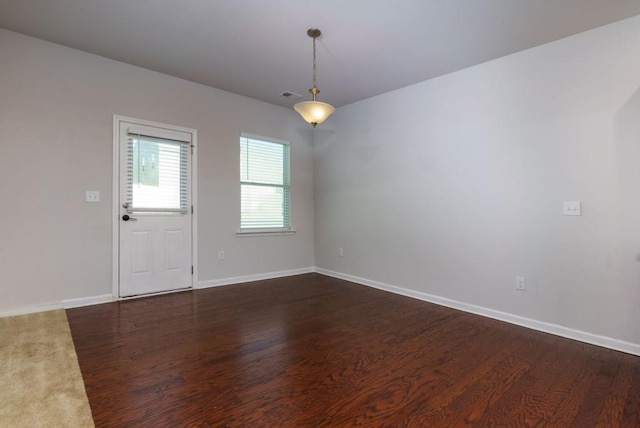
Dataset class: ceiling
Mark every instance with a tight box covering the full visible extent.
[1,0,640,109]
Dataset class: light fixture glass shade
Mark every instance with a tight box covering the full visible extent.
[293,100,335,126]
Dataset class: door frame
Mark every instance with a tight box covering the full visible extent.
[112,115,198,299]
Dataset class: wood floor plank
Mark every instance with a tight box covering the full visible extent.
[596,353,638,427]
[622,358,640,426]
[66,273,640,427]
[431,334,543,427]
[571,348,623,426]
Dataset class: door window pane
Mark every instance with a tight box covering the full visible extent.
[127,135,188,213]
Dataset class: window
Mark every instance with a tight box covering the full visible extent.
[126,129,190,213]
[240,134,290,231]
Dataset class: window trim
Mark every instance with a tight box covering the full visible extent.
[239,133,294,234]
[236,228,296,237]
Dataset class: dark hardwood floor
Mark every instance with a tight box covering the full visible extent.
[67,273,640,427]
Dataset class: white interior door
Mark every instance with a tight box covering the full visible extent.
[118,120,193,297]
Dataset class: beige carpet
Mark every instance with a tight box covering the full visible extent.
[0,309,94,427]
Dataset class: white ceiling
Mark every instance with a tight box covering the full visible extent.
[1,0,640,109]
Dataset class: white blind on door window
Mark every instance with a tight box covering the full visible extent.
[126,133,189,213]
[240,135,290,230]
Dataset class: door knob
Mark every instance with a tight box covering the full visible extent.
[122,214,138,222]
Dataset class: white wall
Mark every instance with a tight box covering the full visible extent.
[3,16,640,352]
[0,29,315,314]
[314,16,640,349]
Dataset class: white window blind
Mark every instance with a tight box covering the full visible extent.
[240,135,290,230]
[126,133,189,213]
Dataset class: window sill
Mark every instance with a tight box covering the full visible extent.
[236,229,297,237]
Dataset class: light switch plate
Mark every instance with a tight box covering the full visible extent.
[563,201,581,216]
[86,191,100,203]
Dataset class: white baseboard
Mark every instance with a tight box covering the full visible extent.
[0,294,113,318]
[0,302,65,318]
[7,268,637,356]
[2,267,316,318]
[197,267,315,289]
[315,267,640,356]
[62,294,114,309]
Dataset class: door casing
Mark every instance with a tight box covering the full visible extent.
[112,115,198,299]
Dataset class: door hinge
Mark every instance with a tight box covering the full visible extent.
[191,266,194,275]
[191,205,194,214]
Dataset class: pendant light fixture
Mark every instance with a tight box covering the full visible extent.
[294,28,335,127]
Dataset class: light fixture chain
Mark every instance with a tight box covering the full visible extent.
[312,34,317,89]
